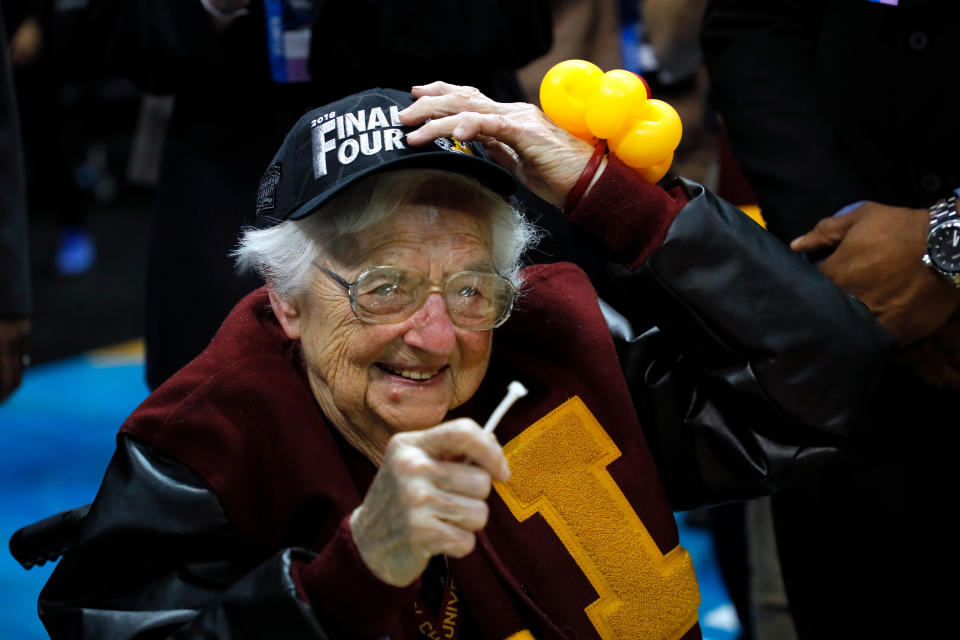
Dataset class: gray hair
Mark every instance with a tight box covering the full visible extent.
[233,169,539,301]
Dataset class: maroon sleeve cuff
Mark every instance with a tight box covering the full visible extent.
[567,154,690,268]
[292,515,420,638]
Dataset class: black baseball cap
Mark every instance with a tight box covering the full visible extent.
[253,88,518,226]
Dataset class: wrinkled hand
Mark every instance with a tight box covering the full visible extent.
[399,82,597,207]
[896,311,960,389]
[0,317,30,403]
[349,418,510,587]
[791,201,960,345]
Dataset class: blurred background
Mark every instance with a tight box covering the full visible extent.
[1,0,744,638]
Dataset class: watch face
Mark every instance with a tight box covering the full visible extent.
[929,222,960,273]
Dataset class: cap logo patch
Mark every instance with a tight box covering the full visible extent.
[310,106,405,178]
[434,138,475,156]
[256,163,282,217]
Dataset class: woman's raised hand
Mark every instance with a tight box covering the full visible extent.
[399,82,598,208]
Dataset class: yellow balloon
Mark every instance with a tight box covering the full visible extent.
[637,152,674,184]
[609,99,682,169]
[540,60,684,178]
[584,70,647,140]
[540,60,603,140]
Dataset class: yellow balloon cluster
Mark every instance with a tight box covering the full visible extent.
[540,60,682,183]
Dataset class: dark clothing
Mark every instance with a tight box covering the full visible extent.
[0,6,30,316]
[107,0,323,389]
[702,1,960,636]
[37,158,892,639]
[306,1,552,104]
[702,0,960,240]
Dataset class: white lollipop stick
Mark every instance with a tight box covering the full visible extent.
[483,381,528,433]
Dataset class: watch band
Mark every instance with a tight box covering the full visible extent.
[923,194,960,286]
[929,194,958,226]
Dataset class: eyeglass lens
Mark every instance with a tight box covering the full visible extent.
[352,267,513,329]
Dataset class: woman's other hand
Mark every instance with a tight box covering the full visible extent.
[349,418,509,587]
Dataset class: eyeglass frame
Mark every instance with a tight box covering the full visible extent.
[310,260,516,330]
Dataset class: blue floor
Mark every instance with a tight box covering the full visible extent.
[1,350,149,640]
[0,350,737,639]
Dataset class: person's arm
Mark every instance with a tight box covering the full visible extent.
[38,437,414,639]
[789,200,960,346]
[573,159,893,507]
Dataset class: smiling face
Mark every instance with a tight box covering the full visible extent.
[274,201,496,460]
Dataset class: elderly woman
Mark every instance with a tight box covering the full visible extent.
[35,86,890,639]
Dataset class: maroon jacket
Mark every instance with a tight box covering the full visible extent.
[38,159,892,639]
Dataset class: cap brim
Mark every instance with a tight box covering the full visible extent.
[285,147,518,222]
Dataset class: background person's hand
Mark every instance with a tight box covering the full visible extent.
[201,0,250,27]
[349,418,510,587]
[205,0,250,13]
[9,17,43,67]
[0,317,30,403]
[400,82,598,208]
[790,201,960,345]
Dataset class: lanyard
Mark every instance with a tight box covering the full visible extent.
[412,573,461,640]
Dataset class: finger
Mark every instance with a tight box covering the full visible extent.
[383,448,493,524]
[910,361,960,390]
[483,140,522,174]
[402,509,479,558]
[429,493,490,531]
[411,81,465,98]
[937,364,960,389]
[399,88,506,128]
[401,483,488,535]
[790,215,856,252]
[430,521,478,559]
[406,112,515,148]
[815,250,847,284]
[411,418,510,482]
[432,461,494,499]
[907,362,940,387]
[386,441,442,482]
[387,445,493,498]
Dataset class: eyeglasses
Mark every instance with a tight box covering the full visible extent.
[311,261,516,330]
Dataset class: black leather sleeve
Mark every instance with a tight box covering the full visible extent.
[38,437,334,640]
[611,181,895,510]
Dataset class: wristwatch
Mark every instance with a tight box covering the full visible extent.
[923,194,960,287]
